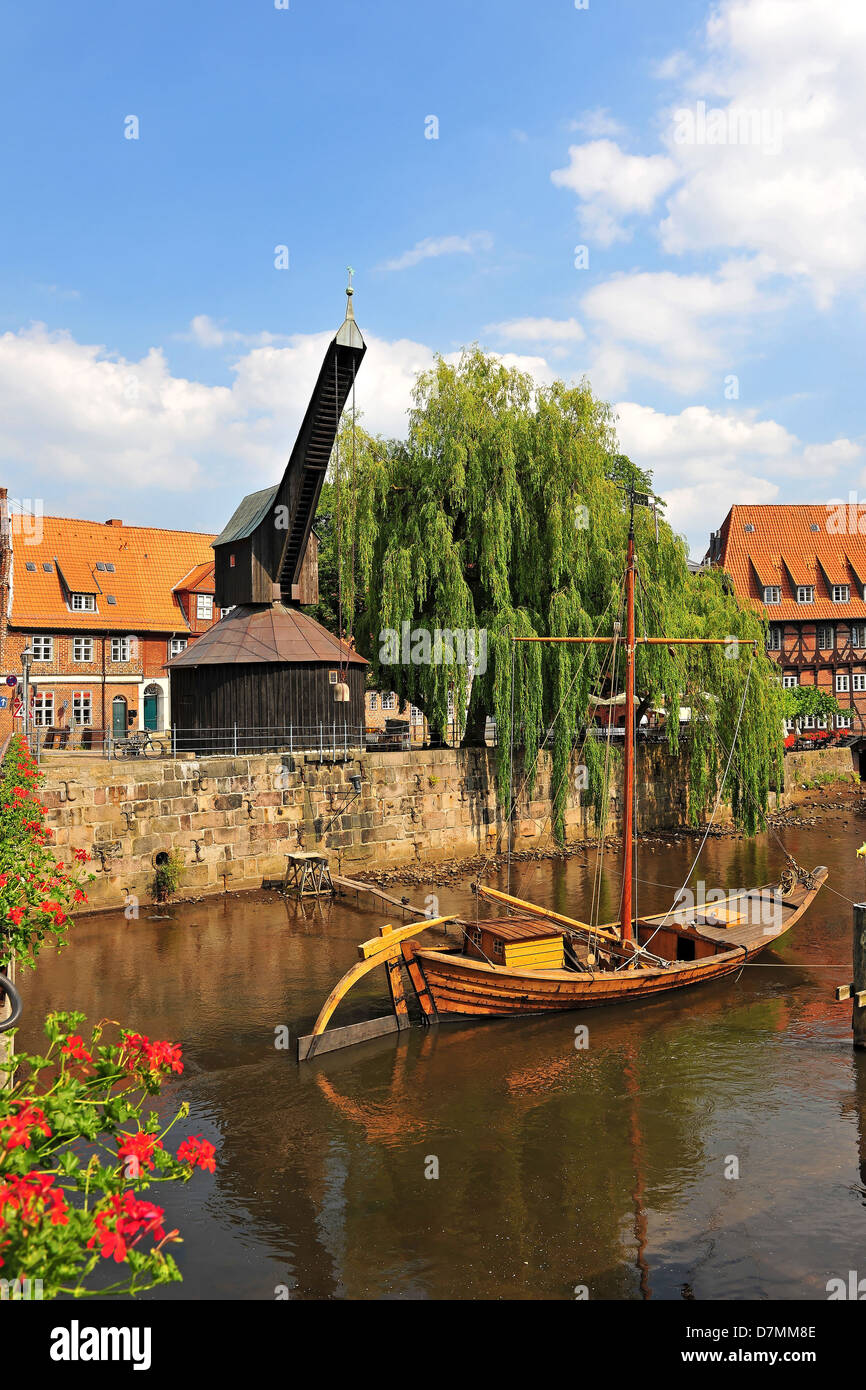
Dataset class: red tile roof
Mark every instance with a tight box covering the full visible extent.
[173,562,215,594]
[12,515,216,633]
[713,504,866,623]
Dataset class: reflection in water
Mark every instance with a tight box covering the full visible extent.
[13,799,866,1299]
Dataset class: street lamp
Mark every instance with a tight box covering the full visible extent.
[20,647,33,740]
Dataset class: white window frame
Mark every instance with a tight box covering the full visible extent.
[169,638,188,658]
[784,719,796,733]
[853,674,866,692]
[782,674,798,688]
[197,594,213,620]
[72,691,92,726]
[816,626,835,651]
[382,693,397,711]
[33,691,54,726]
[796,586,814,604]
[368,694,377,710]
[70,593,96,612]
[851,627,866,649]
[31,635,53,661]
[766,627,782,651]
[410,705,424,726]
[72,637,93,663]
[111,637,130,663]
[833,585,850,603]
[763,586,781,605]
[837,713,853,729]
[836,672,850,692]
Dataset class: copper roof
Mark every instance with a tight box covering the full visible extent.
[714,504,866,623]
[165,603,368,669]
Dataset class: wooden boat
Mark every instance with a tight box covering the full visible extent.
[299,485,828,1059]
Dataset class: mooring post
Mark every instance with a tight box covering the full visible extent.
[855,903,866,1048]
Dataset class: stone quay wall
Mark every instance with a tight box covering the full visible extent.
[37,742,856,913]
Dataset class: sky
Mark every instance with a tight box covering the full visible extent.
[1,0,863,558]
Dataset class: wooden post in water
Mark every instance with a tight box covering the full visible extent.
[836,903,866,1046]
[854,904,866,1048]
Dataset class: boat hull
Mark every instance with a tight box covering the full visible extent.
[410,868,828,1019]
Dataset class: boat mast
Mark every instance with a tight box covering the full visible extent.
[620,493,637,943]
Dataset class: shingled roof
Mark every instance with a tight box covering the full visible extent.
[164,603,368,668]
[713,503,866,623]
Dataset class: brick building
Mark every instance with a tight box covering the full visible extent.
[0,496,219,744]
[706,503,866,737]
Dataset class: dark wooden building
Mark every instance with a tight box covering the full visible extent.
[166,286,368,750]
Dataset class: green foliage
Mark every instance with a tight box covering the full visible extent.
[0,736,93,972]
[0,1013,215,1299]
[782,684,851,729]
[319,348,787,839]
[152,850,185,905]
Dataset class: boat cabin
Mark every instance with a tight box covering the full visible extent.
[465,917,565,970]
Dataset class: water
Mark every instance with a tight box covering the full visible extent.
[15,797,866,1300]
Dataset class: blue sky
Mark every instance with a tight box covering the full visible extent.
[1,0,862,555]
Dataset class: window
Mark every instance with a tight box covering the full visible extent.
[42,562,53,573]
[382,693,397,711]
[763,586,781,605]
[111,637,130,662]
[744,523,755,532]
[70,593,96,611]
[816,626,835,651]
[96,561,106,571]
[854,674,866,692]
[72,637,93,663]
[784,719,796,733]
[837,713,853,729]
[368,694,378,710]
[31,635,53,661]
[328,670,338,685]
[766,627,782,651]
[106,595,117,605]
[229,555,236,568]
[33,692,54,726]
[836,672,850,692]
[169,638,187,659]
[72,691,92,725]
[803,715,827,730]
[105,562,115,573]
[492,938,504,961]
[833,585,850,603]
[810,523,820,532]
[25,562,36,572]
[782,674,798,688]
[197,594,213,620]
[796,586,814,603]
[852,627,866,649]
[411,705,424,725]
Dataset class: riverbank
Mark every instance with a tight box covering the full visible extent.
[37,742,859,912]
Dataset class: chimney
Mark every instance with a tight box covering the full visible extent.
[105,518,123,527]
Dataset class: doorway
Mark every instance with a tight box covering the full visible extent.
[143,685,160,732]
[112,696,127,740]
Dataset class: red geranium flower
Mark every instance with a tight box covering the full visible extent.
[177,1135,216,1173]
[0,1100,52,1150]
[60,1034,93,1064]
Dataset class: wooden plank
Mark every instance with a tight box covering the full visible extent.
[477,885,626,948]
[297,1014,400,1061]
[380,924,411,1030]
[401,940,438,1020]
[356,915,455,960]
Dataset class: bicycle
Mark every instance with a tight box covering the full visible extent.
[112,730,168,759]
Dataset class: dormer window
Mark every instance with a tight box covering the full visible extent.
[197,594,213,620]
[796,586,814,603]
[70,593,96,612]
[763,586,781,605]
[833,585,850,603]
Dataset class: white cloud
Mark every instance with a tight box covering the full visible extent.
[484,316,585,344]
[177,315,289,350]
[551,140,677,245]
[552,0,866,300]
[568,108,626,139]
[381,232,493,272]
[580,257,780,395]
[614,399,862,550]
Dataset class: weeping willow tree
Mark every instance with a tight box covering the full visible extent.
[322,348,787,840]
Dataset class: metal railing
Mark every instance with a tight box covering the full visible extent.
[168,723,410,757]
